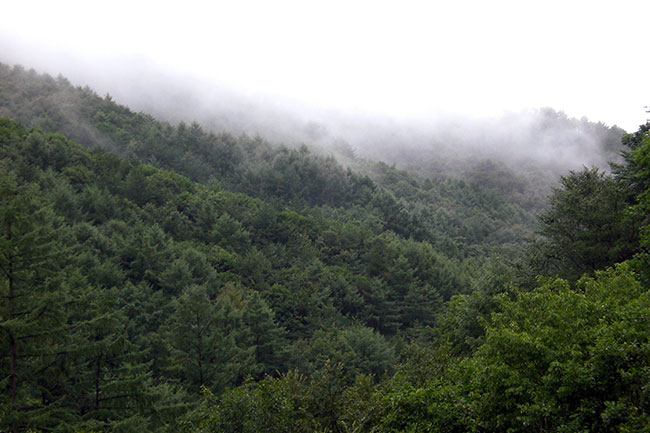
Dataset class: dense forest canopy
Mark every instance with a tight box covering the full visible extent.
[1,63,649,432]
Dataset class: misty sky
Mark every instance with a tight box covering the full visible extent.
[2,0,649,131]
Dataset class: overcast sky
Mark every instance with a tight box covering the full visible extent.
[1,0,649,131]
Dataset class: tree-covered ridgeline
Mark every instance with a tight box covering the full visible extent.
[0,62,599,257]
[0,115,469,430]
[187,119,650,433]
[1,62,649,431]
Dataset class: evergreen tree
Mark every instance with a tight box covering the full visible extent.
[241,290,287,378]
[534,168,639,281]
[0,169,71,431]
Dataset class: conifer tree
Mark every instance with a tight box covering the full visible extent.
[0,169,71,431]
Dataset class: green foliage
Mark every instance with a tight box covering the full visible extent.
[0,169,73,431]
[2,63,649,432]
[615,121,650,195]
[0,62,548,265]
[381,264,650,433]
[189,361,386,433]
[468,263,650,432]
[619,124,650,285]
[533,167,640,282]
[292,326,398,378]
[3,114,481,428]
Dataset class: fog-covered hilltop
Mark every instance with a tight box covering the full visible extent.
[0,62,545,250]
[0,61,627,198]
[63,60,625,181]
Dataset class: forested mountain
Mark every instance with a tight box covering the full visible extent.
[0,63,552,258]
[47,62,624,184]
[1,63,649,432]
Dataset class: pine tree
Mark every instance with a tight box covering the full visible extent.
[0,169,72,431]
[241,290,287,378]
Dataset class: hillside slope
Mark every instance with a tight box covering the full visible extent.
[2,63,647,432]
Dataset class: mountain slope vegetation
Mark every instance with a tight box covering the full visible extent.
[1,63,649,432]
[0,63,557,259]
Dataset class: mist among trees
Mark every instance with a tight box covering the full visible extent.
[1,63,649,432]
